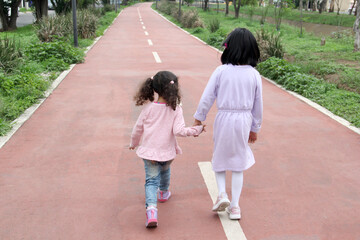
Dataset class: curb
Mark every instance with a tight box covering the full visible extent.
[0,10,124,149]
[153,8,360,135]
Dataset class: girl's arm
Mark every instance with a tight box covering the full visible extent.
[193,67,220,122]
[251,74,263,133]
[130,108,148,148]
[173,107,203,137]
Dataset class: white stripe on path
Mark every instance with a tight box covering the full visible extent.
[198,162,247,240]
[148,39,153,46]
[144,31,149,36]
[141,22,144,25]
[152,52,161,63]
[143,26,146,29]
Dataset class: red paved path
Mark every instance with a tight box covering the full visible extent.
[1,3,360,240]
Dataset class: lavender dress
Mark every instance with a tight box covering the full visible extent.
[194,64,263,172]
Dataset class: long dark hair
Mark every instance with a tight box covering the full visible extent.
[221,28,260,67]
[134,71,181,111]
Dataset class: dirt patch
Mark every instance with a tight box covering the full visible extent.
[337,59,360,69]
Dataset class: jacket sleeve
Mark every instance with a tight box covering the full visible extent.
[193,67,220,121]
[130,107,148,148]
[251,73,263,133]
[173,107,203,137]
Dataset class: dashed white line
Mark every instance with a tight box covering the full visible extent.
[144,31,149,36]
[137,7,141,19]
[143,26,146,30]
[152,52,161,63]
[198,162,247,240]
[148,39,153,46]
[141,22,144,25]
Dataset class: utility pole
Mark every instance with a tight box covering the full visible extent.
[72,0,78,47]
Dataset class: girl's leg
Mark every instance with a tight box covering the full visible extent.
[159,160,173,191]
[143,159,161,208]
[215,171,226,196]
[230,171,244,208]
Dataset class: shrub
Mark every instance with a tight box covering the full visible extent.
[0,36,22,73]
[255,28,284,62]
[35,15,72,42]
[77,9,98,39]
[256,57,300,82]
[208,18,220,33]
[180,9,204,28]
[25,41,84,66]
[102,4,115,14]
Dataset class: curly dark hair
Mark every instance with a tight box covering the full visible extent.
[134,71,181,111]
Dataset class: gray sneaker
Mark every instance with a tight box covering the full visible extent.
[212,193,230,212]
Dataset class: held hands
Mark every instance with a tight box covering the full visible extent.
[193,119,206,137]
[248,131,257,143]
[129,146,135,150]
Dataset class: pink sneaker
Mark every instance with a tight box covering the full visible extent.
[157,190,171,202]
[146,206,158,228]
[227,206,241,220]
[212,193,230,212]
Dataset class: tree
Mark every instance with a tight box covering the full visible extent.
[51,0,71,14]
[203,0,208,10]
[354,0,360,51]
[33,0,48,22]
[274,0,286,30]
[225,0,229,15]
[334,0,344,14]
[318,0,327,13]
[233,0,241,18]
[0,0,21,31]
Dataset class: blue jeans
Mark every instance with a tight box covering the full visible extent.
[143,159,173,208]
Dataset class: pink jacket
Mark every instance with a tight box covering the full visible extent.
[130,103,203,161]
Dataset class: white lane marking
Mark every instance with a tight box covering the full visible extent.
[143,26,146,29]
[141,22,144,25]
[144,31,149,36]
[148,39,153,46]
[137,7,141,19]
[198,162,247,240]
[152,52,161,63]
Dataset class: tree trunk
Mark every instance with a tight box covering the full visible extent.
[354,0,360,51]
[329,0,334,12]
[269,0,273,4]
[299,0,303,10]
[225,0,229,15]
[312,0,317,11]
[319,0,327,13]
[233,0,241,18]
[305,0,309,10]
[33,0,48,22]
[349,0,356,14]
[204,0,208,10]
[0,0,21,31]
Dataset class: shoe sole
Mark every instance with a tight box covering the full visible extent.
[146,220,158,228]
[158,192,171,203]
[212,201,230,212]
[229,214,241,220]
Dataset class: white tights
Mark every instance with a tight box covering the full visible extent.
[215,171,244,208]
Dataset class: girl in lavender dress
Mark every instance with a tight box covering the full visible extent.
[194,28,263,220]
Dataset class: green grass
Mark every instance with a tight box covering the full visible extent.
[0,9,123,136]
[155,4,360,128]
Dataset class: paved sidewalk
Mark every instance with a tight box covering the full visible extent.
[0,3,359,240]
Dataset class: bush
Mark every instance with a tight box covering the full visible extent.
[208,17,220,33]
[35,15,72,42]
[25,41,84,66]
[77,9,98,39]
[255,28,284,62]
[256,57,300,82]
[0,36,22,73]
[180,9,204,28]
[257,57,360,127]
[102,4,115,14]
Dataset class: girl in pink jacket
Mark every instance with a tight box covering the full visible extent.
[129,71,204,228]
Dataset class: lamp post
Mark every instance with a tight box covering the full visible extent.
[72,0,78,47]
